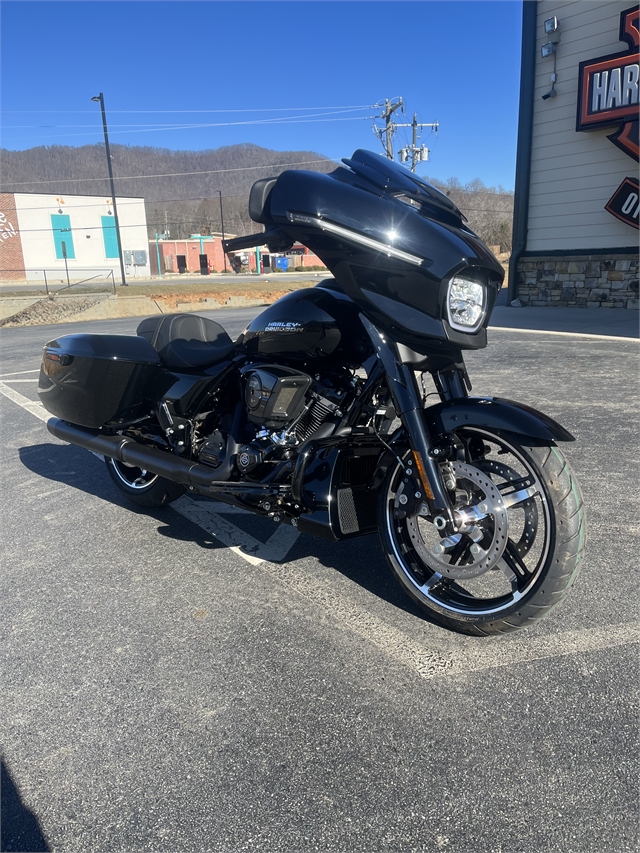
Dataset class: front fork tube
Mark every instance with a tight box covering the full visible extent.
[392,365,457,531]
[360,317,459,533]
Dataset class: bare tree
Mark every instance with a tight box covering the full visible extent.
[426,176,514,253]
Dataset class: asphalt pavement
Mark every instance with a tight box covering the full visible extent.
[0,304,638,852]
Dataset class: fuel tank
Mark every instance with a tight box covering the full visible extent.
[236,281,368,363]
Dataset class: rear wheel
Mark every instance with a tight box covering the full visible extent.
[105,457,185,508]
[379,428,586,635]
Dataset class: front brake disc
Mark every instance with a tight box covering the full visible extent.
[406,461,509,579]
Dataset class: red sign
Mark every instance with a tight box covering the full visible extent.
[576,5,639,161]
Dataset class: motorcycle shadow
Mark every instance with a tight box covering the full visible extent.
[161,498,424,620]
[19,443,228,553]
[21,443,424,618]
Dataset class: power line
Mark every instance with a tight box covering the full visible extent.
[8,223,158,233]
[0,157,339,187]
[2,104,375,114]
[3,107,374,129]
[6,192,261,213]
[2,110,375,144]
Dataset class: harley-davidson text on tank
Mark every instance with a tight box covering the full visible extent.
[264,322,304,332]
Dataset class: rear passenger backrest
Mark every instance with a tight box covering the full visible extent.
[249,177,277,224]
[137,313,232,349]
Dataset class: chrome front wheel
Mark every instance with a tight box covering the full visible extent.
[379,428,586,635]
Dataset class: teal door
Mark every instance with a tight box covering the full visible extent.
[101,216,119,258]
[50,214,75,259]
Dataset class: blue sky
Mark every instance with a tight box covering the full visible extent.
[1,1,523,189]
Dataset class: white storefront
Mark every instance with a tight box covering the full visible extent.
[0,192,151,282]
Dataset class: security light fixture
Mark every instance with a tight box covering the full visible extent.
[541,17,560,101]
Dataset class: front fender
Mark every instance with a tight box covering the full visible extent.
[424,397,575,444]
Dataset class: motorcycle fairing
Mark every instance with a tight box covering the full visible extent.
[236,152,504,352]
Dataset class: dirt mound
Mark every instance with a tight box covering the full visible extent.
[151,289,292,310]
[0,295,105,327]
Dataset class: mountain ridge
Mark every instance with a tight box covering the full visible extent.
[0,143,513,248]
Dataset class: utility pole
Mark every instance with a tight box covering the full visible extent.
[374,99,439,170]
[91,93,127,286]
[373,98,404,160]
[218,190,227,271]
[397,113,439,171]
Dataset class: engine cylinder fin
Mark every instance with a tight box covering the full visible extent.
[293,397,335,443]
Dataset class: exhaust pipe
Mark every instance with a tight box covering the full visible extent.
[47,417,234,492]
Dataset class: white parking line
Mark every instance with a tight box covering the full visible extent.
[0,369,41,377]
[0,382,50,422]
[172,496,299,566]
[489,326,639,342]
[189,535,639,678]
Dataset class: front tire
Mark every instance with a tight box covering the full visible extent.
[379,429,586,635]
[105,457,185,508]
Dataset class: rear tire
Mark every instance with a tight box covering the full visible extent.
[378,429,586,635]
[105,457,185,508]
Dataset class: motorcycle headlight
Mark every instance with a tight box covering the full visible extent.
[447,276,486,332]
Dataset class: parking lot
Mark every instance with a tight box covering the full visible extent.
[1,308,638,852]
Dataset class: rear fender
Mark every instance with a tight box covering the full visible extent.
[424,397,575,445]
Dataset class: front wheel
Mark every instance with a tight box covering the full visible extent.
[379,428,586,635]
[105,457,185,508]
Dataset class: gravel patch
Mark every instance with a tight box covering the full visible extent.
[0,295,106,327]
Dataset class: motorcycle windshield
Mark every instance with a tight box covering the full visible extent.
[342,149,464,223]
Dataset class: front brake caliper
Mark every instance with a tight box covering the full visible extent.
[393,467,423,520]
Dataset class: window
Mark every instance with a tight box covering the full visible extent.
[101,216,119,258]
[50,214,75,259]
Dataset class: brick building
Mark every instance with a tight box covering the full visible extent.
[509,1,638,309]
[149,236,229,275]
[149,237,325,275]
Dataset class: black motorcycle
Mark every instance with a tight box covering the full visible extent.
[38,150,586,635]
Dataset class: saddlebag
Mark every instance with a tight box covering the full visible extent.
[38,334,161,428]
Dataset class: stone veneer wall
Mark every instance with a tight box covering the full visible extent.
[516,254,638,309]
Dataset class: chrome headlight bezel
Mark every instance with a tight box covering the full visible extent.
[446,275,487,333]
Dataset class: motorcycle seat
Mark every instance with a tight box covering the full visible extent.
[136,314,235,369]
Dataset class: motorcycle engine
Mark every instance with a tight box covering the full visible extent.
[244,366,311,429]
[242,365,350,455]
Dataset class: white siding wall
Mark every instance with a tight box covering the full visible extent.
[528,0,638,251]
[14,193,151,281]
